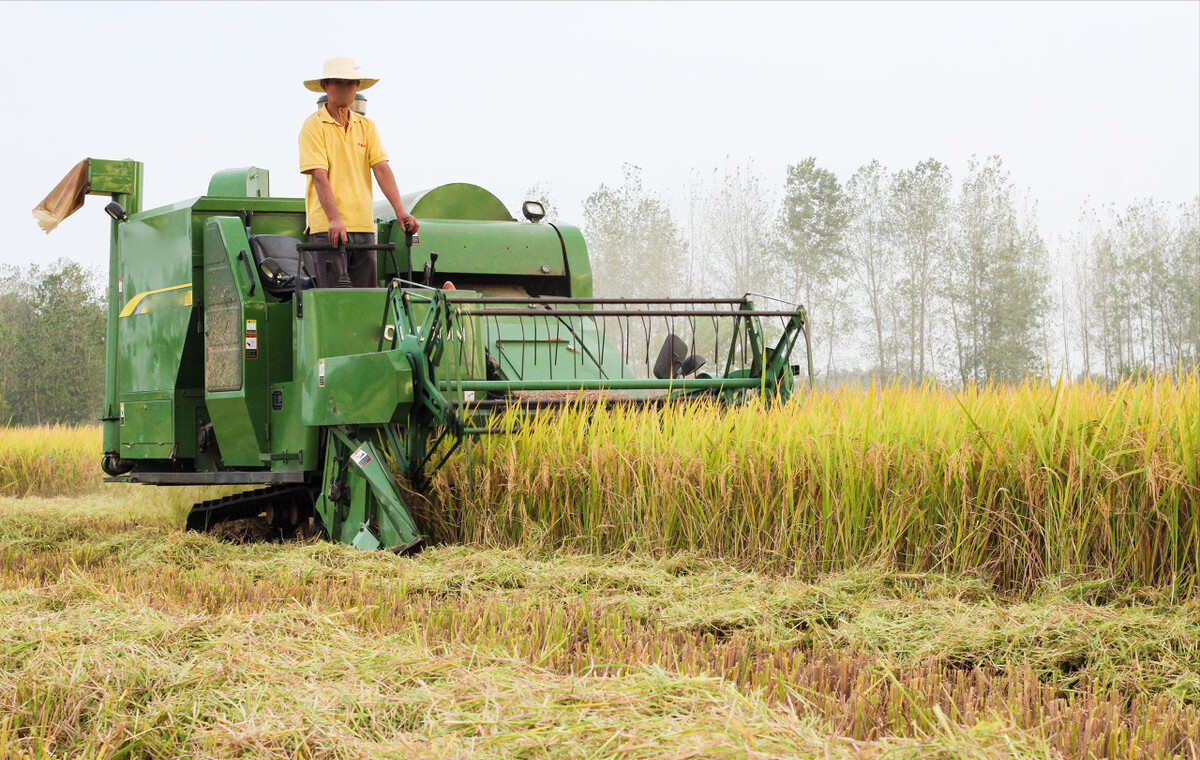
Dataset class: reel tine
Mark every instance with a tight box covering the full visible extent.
[597,311,606,373]
[548,313,557,380]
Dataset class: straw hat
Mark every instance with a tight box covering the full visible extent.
[304,57,378,92]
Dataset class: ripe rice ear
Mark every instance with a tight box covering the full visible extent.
[436,372,1200,589]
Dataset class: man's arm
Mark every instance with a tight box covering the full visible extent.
[372,161,420,233]
[305,169,349,247]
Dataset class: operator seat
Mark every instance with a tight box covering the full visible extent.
[248,235,316,298]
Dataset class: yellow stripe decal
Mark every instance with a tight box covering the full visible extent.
[119,283,193,318]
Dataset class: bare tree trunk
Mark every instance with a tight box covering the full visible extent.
[951,300,967,387]
[1060,268,1072,378]
[918,238,929,380]
[873,298,886,381]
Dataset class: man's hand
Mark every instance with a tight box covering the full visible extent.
[398,212,420,234]
[327,217,349,247]
[307,169,347,245]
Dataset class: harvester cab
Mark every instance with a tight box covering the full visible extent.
[37,158,812,552]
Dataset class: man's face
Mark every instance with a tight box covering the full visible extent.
[323,79,360,110]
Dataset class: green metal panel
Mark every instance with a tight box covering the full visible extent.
[247,212,307,239]
[90,158,145,464]
[203,217,270,466]
[171,388,204,460]
[260,302,294,383]
[103,212,123,463]
[296,290,391,359]
[88,159,142,205]
[267,381,317,472]
[192,405,221,472]
[553,224,594,299]
[120,398,175,459]
[295,290,414,427]
[115,207,194,394]
[375,182,567,287]
[302,351,413,427]
[207,167,270,198]
[377,183,514,222]
[193,197,306,214]
[114,203,193,464]
[95,159,145,463]
[381,219,567,280]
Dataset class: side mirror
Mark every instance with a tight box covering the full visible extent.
[521,201,546,223]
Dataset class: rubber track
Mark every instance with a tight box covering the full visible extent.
[185,484,315,532]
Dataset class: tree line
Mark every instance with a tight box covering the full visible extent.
[566,157,1198,385]
[0,260,107,425]
[1063,198,1199,380]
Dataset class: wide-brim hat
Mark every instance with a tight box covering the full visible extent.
[304,57,379,92]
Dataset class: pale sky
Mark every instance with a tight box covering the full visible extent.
[3,1,1197,274]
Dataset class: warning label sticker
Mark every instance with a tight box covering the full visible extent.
[318,359,326,387]
[244,319,258,359]
[350,447,373,468]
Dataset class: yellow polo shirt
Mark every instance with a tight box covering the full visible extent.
[299,106,388,233]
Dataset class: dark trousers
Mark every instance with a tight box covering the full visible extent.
[307,231,378,288]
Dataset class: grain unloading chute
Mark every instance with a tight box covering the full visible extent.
[37,159,812,552]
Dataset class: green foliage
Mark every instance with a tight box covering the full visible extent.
[780,158,849,282]
[777,158,852,377]
[890,160,952,381]
[577,153,1193,386]
[846,160,896,377]
[1080,197,1200,378]
[582,164,688,298]
[0,259,106,425]
[688,160,779,298]
[946,156,1050,385]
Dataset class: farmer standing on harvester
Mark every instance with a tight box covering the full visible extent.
[299,57,420,288]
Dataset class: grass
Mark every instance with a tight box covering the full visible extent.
[0,493,1197,758]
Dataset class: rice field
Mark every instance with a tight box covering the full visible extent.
[0,374,1196,758]
[436,373,1199,589]
[0,425,98,498]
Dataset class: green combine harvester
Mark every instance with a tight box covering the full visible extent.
[43,159,811,553]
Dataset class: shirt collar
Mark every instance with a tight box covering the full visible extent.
[318,104,358,126]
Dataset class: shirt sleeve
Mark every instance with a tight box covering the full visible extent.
[299,118,328,173]
[366,120,389,167]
